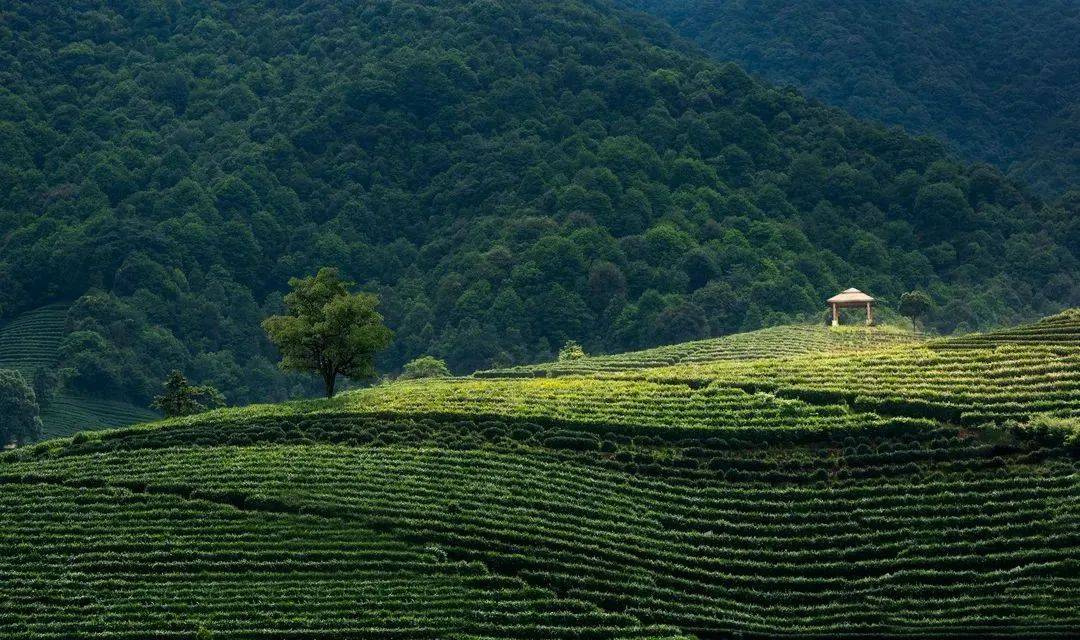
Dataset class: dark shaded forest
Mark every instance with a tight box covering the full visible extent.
[621,0,1080,195]
[1,0,1077,407]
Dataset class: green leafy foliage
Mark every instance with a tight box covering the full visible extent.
[151,370,225,418]
[263,268,393,397]
[0,369,42,446]
[400,356,452,380]
[899,290,933,333]
[31,367,59,410]
[0,0,1076,412]
[558,340,587,362]
[622,0,1080,195]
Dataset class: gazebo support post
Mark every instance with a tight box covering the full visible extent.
[831,303,838,327]
[866,301,873,326]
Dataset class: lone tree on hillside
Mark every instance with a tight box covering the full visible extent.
[0,369,43,447]
[152,371,225,418]
[400,356,451,380]
[899,291,933,334]
[263,268,393,398]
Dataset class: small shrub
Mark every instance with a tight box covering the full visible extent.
[557,340,586,361]
[400,356,452,380]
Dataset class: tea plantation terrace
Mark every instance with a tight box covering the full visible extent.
[1,311,1078,638]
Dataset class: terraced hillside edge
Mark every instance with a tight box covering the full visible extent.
[1,311,1077,638]
[479,324,920,377]
[0,304,157,439]
[628,313,1080,426]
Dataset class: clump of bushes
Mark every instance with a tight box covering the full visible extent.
[400,356,452,380]
[558,341,587,362]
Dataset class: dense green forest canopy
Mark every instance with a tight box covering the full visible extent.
[0,0,1077,409]
[620,0,1080,195]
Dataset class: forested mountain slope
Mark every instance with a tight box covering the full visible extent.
[2,312,1077,637]
[1,0,1077,410]
[620,0,1080,195]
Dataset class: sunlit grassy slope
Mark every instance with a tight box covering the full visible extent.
[2,312,1078,638]
[0,304,158,438]
[479,323,920,377]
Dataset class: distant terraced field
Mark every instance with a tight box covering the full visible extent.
[0,304,67,376]
[37,395,158,440]
[0,304,157,438]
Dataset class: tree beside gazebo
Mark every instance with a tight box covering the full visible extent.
[827,288,875,326]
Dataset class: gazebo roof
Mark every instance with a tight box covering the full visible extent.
[827,288,875,304]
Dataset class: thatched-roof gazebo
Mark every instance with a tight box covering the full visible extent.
[827,288,874,326]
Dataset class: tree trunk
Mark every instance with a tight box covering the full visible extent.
[323,370,337,398]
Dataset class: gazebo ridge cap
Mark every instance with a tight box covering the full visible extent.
[827,288,875,304]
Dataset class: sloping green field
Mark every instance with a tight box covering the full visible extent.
[1,312,1078,638]
[0,305,158,438]
[479,324,920,377]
